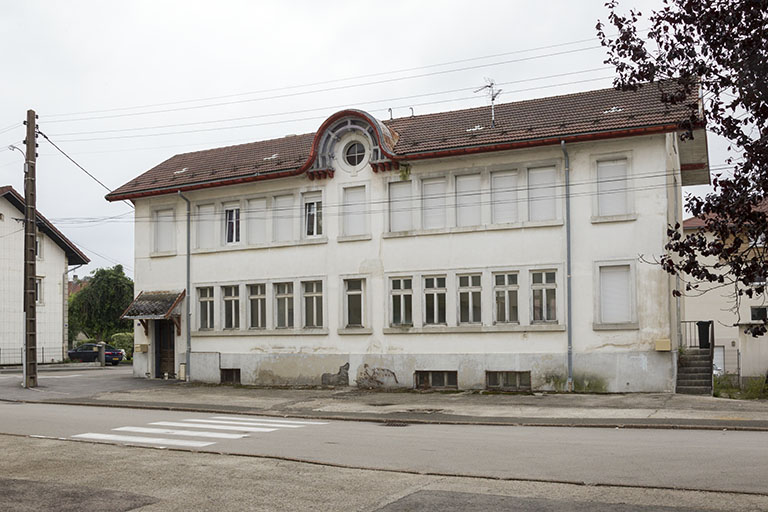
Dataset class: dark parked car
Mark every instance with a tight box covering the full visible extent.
[68,343,123,366]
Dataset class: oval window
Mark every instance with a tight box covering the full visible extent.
[344,142,366,167]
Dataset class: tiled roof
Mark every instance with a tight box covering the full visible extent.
[121,290,185,319]
[0,186,90,265]
[108,82,696,201]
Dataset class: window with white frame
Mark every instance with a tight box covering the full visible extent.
[35,235,42,259]
[198,287,214,329]
[456,174,482,227]
[422,177,447,230]
[492,171,518,224]
[222,285,240,329]
[248,284,266,329]
[494,272,519,323]
[153,208,175,253]
[224,204,241,244]
[303,281,323,328]
[597,159,629,216]
[196,204,215,249]
[274,282,294,328]
[303,192,323,237]
[531,270,557,322]
[342,186,366,236]
[389,181,412,232]
[528,167,557,221]
[344,279,365,328]
[458,274,482,324]
[390,277,413,327]
[599,264,632,323]
[246,198,267,244]
[273,195,294,242]
[424,276,447,325]
[34,278,42,304]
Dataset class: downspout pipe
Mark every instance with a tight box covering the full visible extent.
[177,191,191,382]
[561,140,574,392]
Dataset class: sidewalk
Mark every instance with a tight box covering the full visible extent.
[32,380,768,431]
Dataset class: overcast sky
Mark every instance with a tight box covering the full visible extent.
[0,0,729,279]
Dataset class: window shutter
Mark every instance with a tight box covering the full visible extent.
[273,195,293,242]
[246,198,267,243]
[422,178,446,229]
[597,160,628,216]
[155,209,174,252]
[528,167,556,221]
[600,265,631,323]
[492,172,517,223]
[456,174,481,227]
[343,186,366,236]
[197,204,215,248]
[389,181,411,232]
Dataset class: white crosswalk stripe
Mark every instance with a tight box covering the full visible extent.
[70,414,329,449]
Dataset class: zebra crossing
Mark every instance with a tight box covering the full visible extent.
[71,415,328,449]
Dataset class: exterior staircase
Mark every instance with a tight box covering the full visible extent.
[677,348,713,395]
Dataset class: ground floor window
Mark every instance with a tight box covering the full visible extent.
[275,282,294,328]
[415,370,458,389]
[344,279,364,328]
[248,284,266,329]
[198,287,214,329]
[531,270,556,322]
[303,281,323,328]
[390,277,413,326]
[222,285,240,329]
[486,371,531,391]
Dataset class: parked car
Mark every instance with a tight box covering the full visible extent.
[67,343,123,366]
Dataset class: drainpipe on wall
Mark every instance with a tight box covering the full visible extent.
[177,191,191,382]
[561,140,574,392]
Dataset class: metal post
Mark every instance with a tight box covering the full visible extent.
[178,191,191,381]
[23,110,38,388]
[561,141,573,392]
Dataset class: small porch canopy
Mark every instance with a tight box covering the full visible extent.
[121,290,186,336]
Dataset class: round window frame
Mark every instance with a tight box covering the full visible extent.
[344,141,367,167]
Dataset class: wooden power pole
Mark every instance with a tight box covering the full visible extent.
[23,109,37,388]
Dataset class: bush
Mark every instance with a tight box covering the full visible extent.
[110,332,134,359]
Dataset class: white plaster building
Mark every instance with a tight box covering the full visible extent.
[109,84,710,392]
[0,186,89,365]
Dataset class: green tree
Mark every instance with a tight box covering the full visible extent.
[69,265,134,341]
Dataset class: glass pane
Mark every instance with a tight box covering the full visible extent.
[495,274,505,286]
[459,276,469,287]
[446,372,458,386]
[431,371,445,387]
[471,275,481,287]
[250,300,259,328]
[532,272,542,284]
[488,372,500,387]
[508,274,517,285]
[404,279,412,289]
[546,288,557,321]
[426,294,435,324]
[392,295,402,324]
[259,300,266,328]
[437,277,446,288]
[277,299,286,327]
[348,295,362,326]
[347,279,362,291]
[509,291,518,322]
[404,294,412,324]
[519,372,531,388]
[316,202,322,235]
[437,293,446,323]
[533,289,543,321]
[233,302,239,328]
[425,278,434,288]
[472,291,481,321]
[317,301,323,327]
[459,292,469,323]
[287,299,294,327]
[496,291,506,322]
[305,297,314,326]
[546,272,556,284]
[392,279,401,290]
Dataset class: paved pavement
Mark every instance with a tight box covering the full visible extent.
[1,365,768,430]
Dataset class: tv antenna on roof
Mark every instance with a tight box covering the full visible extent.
[474,78,502,128]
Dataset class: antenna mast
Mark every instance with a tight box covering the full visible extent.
[474,78,502,128]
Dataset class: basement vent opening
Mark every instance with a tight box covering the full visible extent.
[380,421,409,427]
[220,368,241,385]
[486,371,531,391]
[415,370,458,390]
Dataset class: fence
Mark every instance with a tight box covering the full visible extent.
[0,345,67,366]
[679,320,715,350]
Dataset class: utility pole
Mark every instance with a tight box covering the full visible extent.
[23,109,37,388]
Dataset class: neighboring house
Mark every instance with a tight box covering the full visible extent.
[108,83,710,392]
[68,274,90,296]
[0,186,89,365]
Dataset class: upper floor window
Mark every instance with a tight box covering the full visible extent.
[528,167,556,221]
[273,195,294,242]
[458,274,482,324]
[196,204,215,249]
[597,159,629,216]
[246,198,267,244]
[531,270,557,322]
[303,281,323,328]
[494,273,519,324]
[390,277,413,327]
[422,178,447,230]
[248,284,266,329]
[344,142,366,167]
[303,192,322,238]
[224,204,241,244]
[491,171,518,224]
[153,208,175,253]
[198,287,214,329]
[389,181,412,232]
[424,276,447,325]
[222,285,240,329]
[342,186,366,236]
[456,174,481,227]
[34,278,42,304]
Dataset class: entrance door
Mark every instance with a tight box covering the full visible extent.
[154,320,175,378]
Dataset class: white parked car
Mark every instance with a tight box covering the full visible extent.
[713,363,724,377]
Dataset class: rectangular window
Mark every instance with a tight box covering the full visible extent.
[486,371,531,391]
[344,279,364,328]
[224,205,241,244]
[532,270,557,322]
[304,192,323,237]
[35,235,42,259]
[424,276,447,325]
[248,284,266,329]
[599,265,632,323]
[342,186,366,236]
[273,195,294,242]
[198,287,214,329]
[458,274,482,324]
[456,174,482,227]
[222,285,240,329]
[422,178,446,230]
[274,282,294,328]
[390,277,413,326]
[34,278,42,304]
[597,159,628,216]
[492,171,518,224]
[246,198,267,244]
[154,208,175,253]
[303,281,323,328]
[196,204,215,249]
[389,181,412,232]
[751,306,767,322]
[494,273,519,323]
[415,370,458,389]
[528,167,556,221]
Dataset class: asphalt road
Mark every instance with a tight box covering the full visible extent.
[1,401,767,496]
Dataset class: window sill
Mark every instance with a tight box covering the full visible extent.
[592,322,639,331]
[149,251,177,258]
[337,327,373,335]
[383,324,565,334]
[192,237,327,254]
[591,213,638,224]
[192,328,329,337]
[337,234,372,243]
[382,219,563,239]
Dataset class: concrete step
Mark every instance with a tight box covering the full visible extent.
[677,375,712,383]
[676,378,712,387]
[676,385,712,395]
[678,366,712,374]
